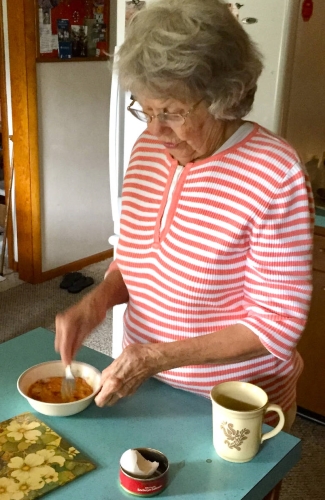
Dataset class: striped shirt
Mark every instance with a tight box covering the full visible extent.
[112,122,314,423]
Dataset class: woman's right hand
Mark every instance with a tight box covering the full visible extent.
[55,295,98,366]
[55,268,129,365]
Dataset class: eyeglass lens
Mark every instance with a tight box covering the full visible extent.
[129,109,185,124]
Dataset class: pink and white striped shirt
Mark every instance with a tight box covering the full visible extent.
[111,123,314,423]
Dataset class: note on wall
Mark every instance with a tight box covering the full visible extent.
[39,8,53,54]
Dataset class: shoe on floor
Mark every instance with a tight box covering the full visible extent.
[60,272,83,289]
[67,276,94,294]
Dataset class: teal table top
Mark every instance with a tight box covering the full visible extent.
[0,328,301,499]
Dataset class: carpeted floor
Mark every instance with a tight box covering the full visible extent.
[0,258,113,354]
[281,415,325,499]
[1,258,324,499]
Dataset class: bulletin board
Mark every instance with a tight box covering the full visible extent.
[36,0,109,62]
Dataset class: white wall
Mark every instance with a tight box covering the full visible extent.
[37,61,113,272]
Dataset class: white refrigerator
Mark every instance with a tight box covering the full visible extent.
[108,0,325,358]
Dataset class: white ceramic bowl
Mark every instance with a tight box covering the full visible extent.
[17,360,102,417]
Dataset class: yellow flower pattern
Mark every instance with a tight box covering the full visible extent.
[6,422,41,444]
[68,447,79,459]
[0,476,25,500]
[0,412,96,499]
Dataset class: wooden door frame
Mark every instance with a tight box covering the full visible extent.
[0,0,14,269]
[6,0,42,283]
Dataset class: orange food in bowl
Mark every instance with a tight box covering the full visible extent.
[27,376,93,404]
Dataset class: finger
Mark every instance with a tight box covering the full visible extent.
[96,378,141,407]
[55,315,73,366]
[95,376,123,407]
[70,335,84,363]
[102,393,121,407]
[95,391,120,407]
[54,316,61,353]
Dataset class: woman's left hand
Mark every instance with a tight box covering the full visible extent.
[94,324,269,407]
[95,343,162,407]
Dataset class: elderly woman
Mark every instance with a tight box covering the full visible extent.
[56,0,313,438]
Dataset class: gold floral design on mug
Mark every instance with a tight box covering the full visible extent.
[220,422,250,451]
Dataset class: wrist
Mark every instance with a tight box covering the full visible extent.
[80,285,108,328]
[144,342,177,375]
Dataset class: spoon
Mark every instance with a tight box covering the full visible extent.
[61,365,76,400]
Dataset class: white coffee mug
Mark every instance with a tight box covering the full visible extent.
[210,381,285,463]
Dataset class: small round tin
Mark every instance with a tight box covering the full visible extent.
[119,448,169,497]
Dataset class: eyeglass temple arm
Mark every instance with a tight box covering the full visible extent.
[127,97,136,110]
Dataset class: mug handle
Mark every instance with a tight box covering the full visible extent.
[261,404,285,443]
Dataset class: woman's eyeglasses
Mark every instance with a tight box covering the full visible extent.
[127,98,204,126]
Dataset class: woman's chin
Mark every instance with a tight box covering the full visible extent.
[163,144,195,164]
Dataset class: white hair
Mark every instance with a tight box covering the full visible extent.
[116,0,263,120]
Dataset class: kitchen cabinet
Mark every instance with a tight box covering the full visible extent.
[297,225,325,420]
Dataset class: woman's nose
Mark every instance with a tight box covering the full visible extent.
[147,118,170,136]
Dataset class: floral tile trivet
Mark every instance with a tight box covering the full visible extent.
[0,412,96,499]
